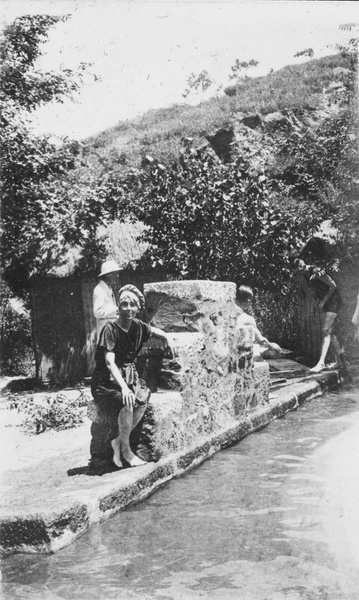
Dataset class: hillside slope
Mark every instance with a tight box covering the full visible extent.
[82,53,351,173]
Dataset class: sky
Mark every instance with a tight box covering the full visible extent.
[1,0,358,140]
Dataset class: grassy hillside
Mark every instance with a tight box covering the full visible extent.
[83,53,351,172]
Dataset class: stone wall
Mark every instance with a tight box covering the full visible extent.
[138,280,270,461]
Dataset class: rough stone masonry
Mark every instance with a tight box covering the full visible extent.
[138,280,270,461]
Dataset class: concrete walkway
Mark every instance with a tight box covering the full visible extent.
[0,366,357,557]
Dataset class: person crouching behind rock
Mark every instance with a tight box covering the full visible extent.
[88,284,172,471]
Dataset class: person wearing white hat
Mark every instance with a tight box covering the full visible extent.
[93,260,121,338]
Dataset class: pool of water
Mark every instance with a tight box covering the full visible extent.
[2,384,359,600]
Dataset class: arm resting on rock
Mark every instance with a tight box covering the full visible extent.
[150,326,175,356]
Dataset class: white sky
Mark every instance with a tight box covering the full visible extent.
[1,0,358,140]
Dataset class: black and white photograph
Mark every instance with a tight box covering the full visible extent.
[1,1,359,598]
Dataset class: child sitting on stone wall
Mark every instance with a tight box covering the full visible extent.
[235,285,282,360]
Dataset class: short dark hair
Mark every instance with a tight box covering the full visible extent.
[236,285,254,303]
[299,237,331,262]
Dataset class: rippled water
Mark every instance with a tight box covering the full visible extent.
[2,384,359,600]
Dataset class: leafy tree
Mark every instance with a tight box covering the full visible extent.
[294,48,314,59]
[66,168,141,274]
[0,13,143,293]
[135,144,319,294]
[334,22,358,69]
[0,281,34,375]
[229,59,259,80]
[0,15,86,108]
[183,70,215,98]
[0,15,87,296]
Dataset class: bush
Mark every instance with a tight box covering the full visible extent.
[254,283,302,352]
[8,389,88,434]
[83,54,351,174]
[0,282,34,376]
[135,145,318,294]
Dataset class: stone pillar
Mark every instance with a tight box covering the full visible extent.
[140,280,270,461]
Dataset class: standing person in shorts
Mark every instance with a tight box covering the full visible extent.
[91,284,173,468]
[295,258,345,373]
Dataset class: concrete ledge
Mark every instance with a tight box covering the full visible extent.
[0,503,90,555]
[0,367,356,556]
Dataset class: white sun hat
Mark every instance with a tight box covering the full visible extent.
[99,260,121,277]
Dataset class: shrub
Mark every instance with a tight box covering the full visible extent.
[8,389,88,434]
[83,54,352,174]
[0,282,34,376]
[135,145,319,294]
[254,283,302,352]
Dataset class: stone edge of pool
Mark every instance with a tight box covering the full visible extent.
[1,367,357,557]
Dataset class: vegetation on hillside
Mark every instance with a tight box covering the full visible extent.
[84,53,352,172]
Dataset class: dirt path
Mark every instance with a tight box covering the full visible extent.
[0,405,91,513]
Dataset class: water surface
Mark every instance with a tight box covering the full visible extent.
[2,384,359,599]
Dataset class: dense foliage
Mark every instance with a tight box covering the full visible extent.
[0,282,34,375]
[0,15,86,295]
[270,64,359,262]
[134,146,320,294]
[8,389,88,433]
[328,106,359,261]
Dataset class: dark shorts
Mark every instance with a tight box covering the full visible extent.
[89,379,151,426]
[91,383,125,420]
[323,290,342,314]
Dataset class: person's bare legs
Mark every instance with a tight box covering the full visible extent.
[325,334,342,368]
[310,312,337,372]
[111,436,123,468]
[112,405,147,467]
